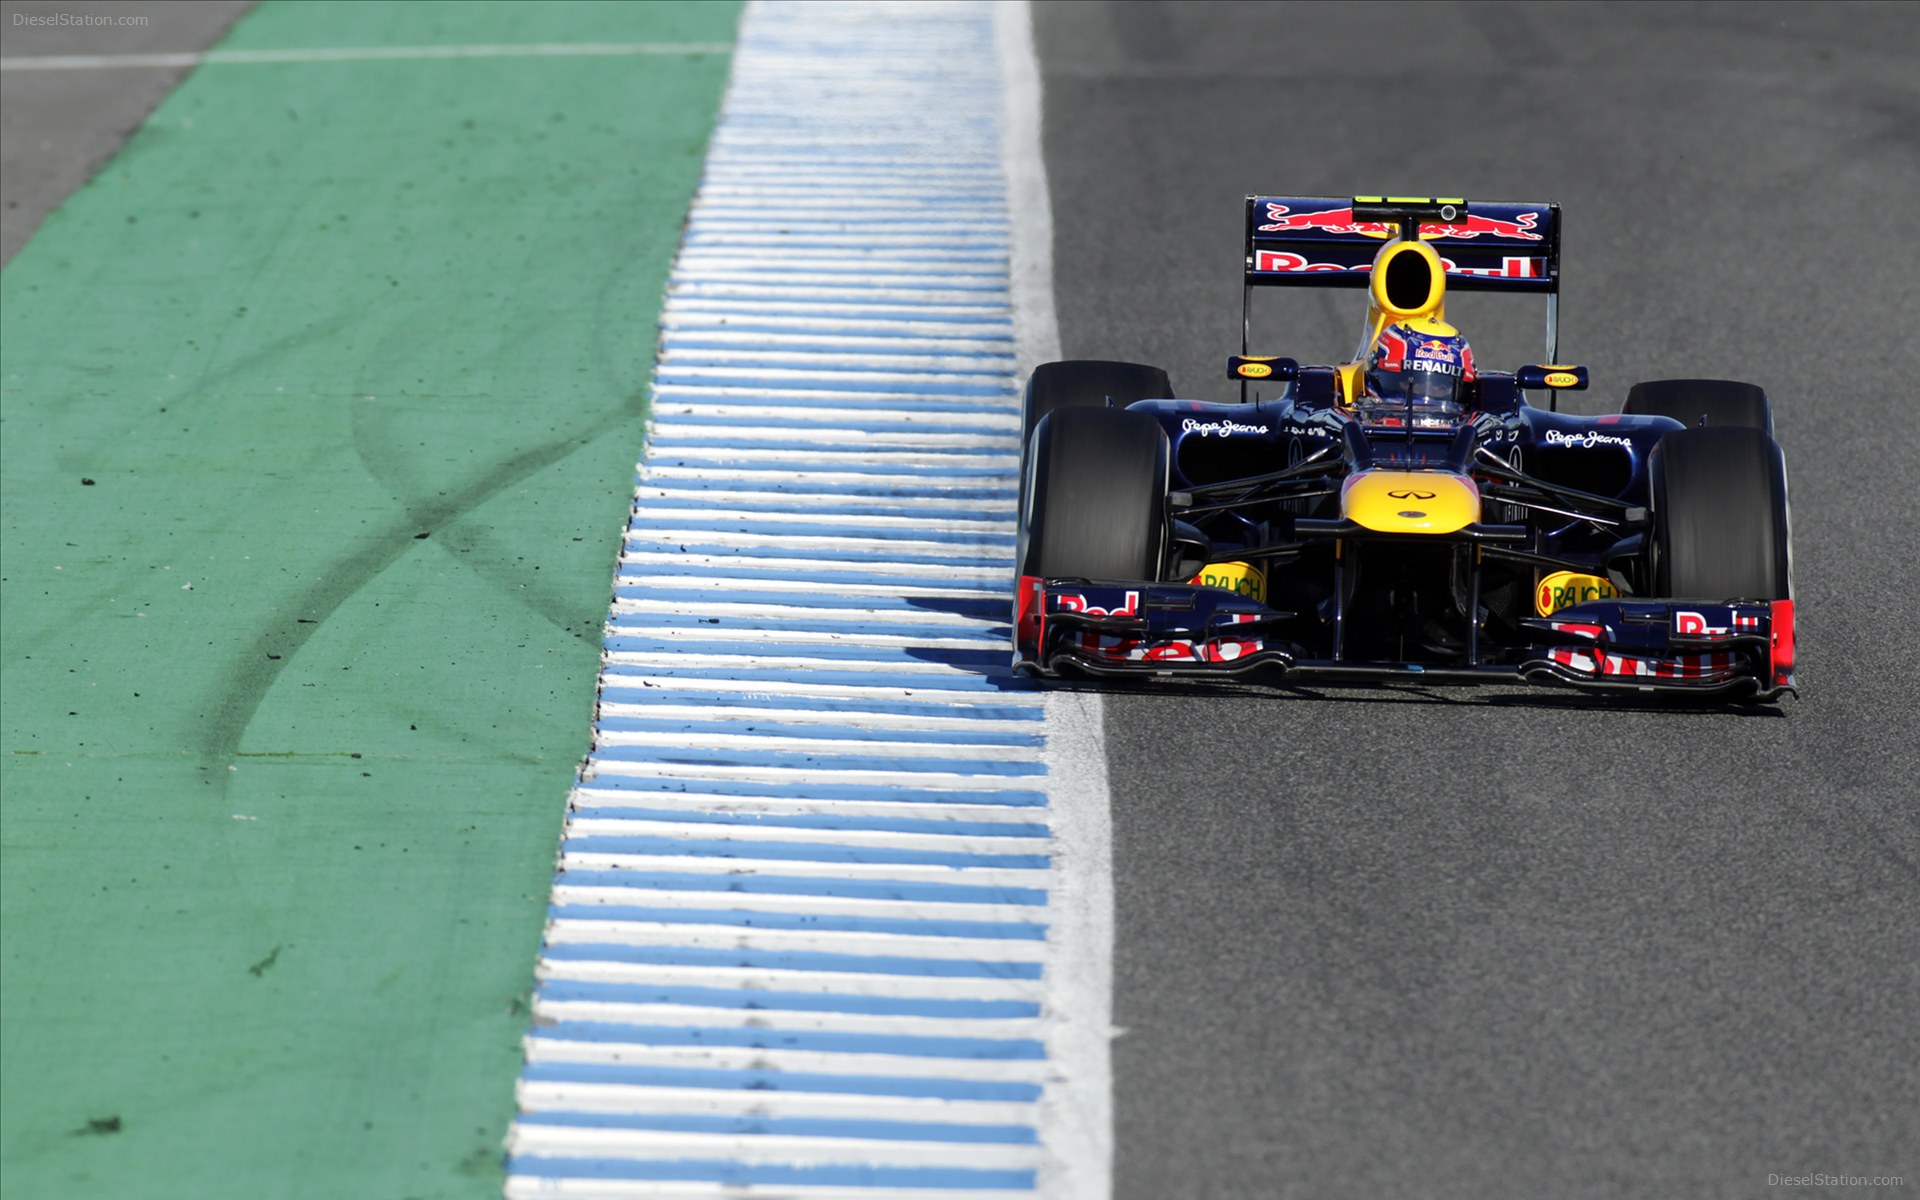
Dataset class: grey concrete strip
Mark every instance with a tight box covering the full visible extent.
[1034,2,1920,1197]
[1,0,253,265]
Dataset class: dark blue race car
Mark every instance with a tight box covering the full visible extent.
[1014,196,1796,700]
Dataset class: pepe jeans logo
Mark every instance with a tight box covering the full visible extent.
[1182,418,1264,438]
[1544,429,1632,450]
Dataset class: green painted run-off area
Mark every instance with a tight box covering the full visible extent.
[0,3,739,1196]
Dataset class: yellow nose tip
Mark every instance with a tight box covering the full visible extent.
[1341,470,1480,534]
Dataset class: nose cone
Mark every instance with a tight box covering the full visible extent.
[1341,470,1481,534]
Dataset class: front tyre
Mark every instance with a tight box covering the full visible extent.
[1019,360,1173,524]
[1650,426,1792,600]
[1019,406,1169,582]
[1625,379,1773,435]
[1021,360,1174,446]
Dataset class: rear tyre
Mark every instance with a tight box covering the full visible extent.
[1020,360,1173,521]
[1651,426,1792,600]
[1019,407,1168,582]
[1624,379,1773,435]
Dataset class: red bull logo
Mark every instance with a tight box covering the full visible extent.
[1253,249,1363,273]
[1254,249,1546,279]
[1056,591,1140,619]
[1257,203,1542,242]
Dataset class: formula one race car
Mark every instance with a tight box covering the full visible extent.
[1014,196,1796,700]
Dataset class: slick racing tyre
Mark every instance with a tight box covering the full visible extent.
[1624,379,1773,435]
[1650,426,1792,601]
[1019,406,1168,582]
[1020,360,1172,522]
[1021,360,1174,446]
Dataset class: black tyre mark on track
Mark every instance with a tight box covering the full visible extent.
[199,400,645,772]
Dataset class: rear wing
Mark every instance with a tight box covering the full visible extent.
[1242,195,1564,360]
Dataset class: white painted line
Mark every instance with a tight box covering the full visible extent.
[616,529,1012,558]
[624,506,1012,534]
[697,184,1007,202]
[550,886,1043,924]
[611,569,1009,597]
[647,386,1016,409]
[666,293,1009,313]
[565,795,1043,827]
[669,244,1008,265]
[0,41,732,71]
[618,546,1012,574]
[656,345,1021,370]
[663,308,1014,331]
[506,1173,1036,1200]
[590,731,1042,761]
[681,233,1010,249]
[584,761,1038,790]
[605,600,1003,627]
[507,1121,1044,1168]
[996,6,1114,1198]
[701,162,1009,179]
[646,423,1019,448]
[687,197,1008,214]
[583,705,1037,733]
[585,683,1009,710]
[600,650,1002,675]
[522,1040,1050,1087]
[641,447,1016,469]
[558,854,1049,888]
[666,285,1009,309]
[541,924,1045,966]
[657,364,1010,387]
[570,793,1039,822]
[535,959,1044,1003]
[533,999,1044,1040]
[598,625,1004,651]
[610,574,1006,599]
[660,329,1014,353]
[505,1173,1036,1200]
[633,472,1029,499]
[647,413,1018,436]
[692,220,1010,238]
[708,138,1000,158]
[613,570,1009,596]
[566,817,1045,855]
[600,627,1003,653]
[515,1078,1038,1128]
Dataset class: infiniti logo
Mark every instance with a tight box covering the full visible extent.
[1387,489,1437,500]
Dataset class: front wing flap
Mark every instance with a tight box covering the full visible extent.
[1013,576,1295,677]
[1015,576,1798,698]
[1519,598,1797,699]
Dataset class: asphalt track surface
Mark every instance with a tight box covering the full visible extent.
[1035,3,1918,1198]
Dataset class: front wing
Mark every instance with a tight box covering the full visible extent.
[1013,576,1797,700]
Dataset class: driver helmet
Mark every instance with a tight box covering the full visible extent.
[1366,317,1476,414]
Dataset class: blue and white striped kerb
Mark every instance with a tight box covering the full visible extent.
[506,3,1053,1197]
